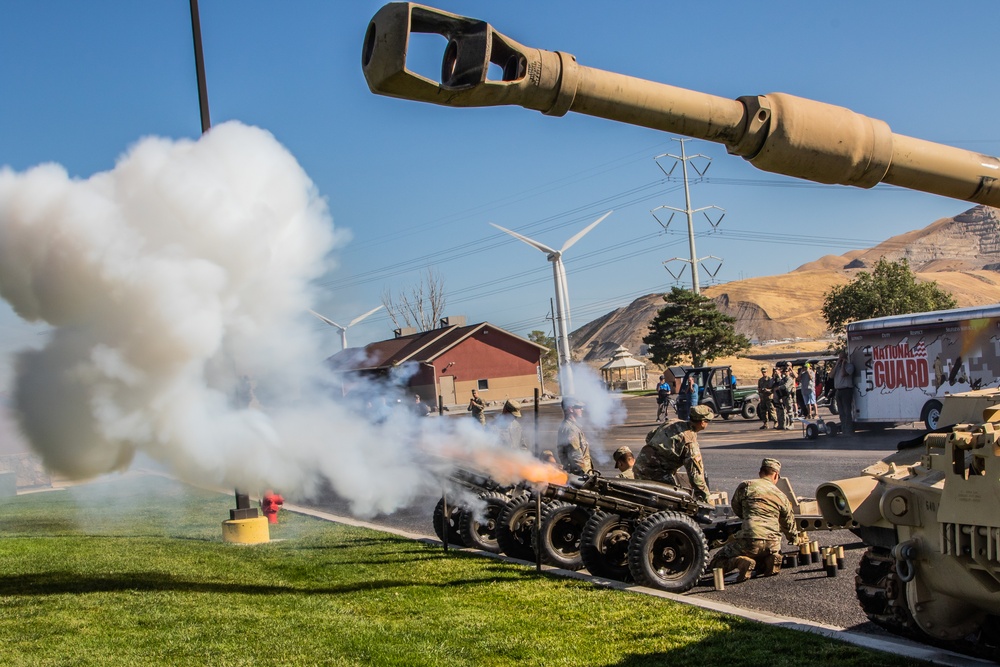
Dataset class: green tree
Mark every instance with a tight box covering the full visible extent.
[642,287,750,367]
[822,258,957,335]
[528,330,558,384]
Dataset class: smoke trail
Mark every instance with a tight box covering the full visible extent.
[563,362,627,432]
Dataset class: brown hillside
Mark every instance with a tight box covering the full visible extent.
[572,205,1000,364]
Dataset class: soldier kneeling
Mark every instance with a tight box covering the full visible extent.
[708,457,807,582]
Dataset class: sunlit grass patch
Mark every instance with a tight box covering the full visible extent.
[0,476,922,666]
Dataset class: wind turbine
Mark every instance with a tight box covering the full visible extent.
[309,305,384,350]
[490,211,612,394]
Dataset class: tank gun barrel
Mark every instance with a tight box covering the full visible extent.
[362,3,1000,207]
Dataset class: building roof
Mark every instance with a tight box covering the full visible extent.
[600,345,647,371]
[326,321,548,372]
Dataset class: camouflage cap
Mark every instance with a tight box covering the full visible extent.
[761,457,782,473]
[760,367,768,372]
[690,404,714,421]
[612,446,633,463]
[502,400,522,417]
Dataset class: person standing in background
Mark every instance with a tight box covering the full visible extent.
[467,389,486,426]
[833,352,856,434]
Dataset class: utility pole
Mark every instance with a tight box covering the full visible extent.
[190,2,261,532]
[545,298,560,383]
[189,0,211,135]
[650,138,725,294]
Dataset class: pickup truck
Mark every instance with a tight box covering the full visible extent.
[674,366,760,421]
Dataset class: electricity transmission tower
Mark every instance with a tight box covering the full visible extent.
[650,138,725,294]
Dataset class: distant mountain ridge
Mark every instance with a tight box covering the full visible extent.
[572,205,1000,362]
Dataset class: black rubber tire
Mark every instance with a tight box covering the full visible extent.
[828,394,840,415]
[829,422,841,436]
[805,423,819,440]
[458,491,508,554]
[627,511,708,593]
[741,400,758,420]
[432,497,467,547]
[921,399,943,430]
[721,412,732,420]
[580,510,633,581]
[533,501,590,570]
[496,494,539,562]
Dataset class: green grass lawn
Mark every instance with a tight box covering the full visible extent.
[0,476,921,666]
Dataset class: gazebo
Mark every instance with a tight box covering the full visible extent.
[600,345,648,391]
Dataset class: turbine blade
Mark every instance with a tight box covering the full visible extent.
[308,309,345,331]
[561,210,612,253]
[490,222,557,255]
[348,304,384,328]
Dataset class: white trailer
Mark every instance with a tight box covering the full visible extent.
[847,304,1000,430]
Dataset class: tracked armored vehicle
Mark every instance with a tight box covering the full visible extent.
[817,401,1000,656]
[362,2,1000,653]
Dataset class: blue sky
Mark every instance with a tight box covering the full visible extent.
[3,0,999,364]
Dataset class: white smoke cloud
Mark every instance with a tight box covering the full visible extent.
[0,124,405,512]
[0,122,573,516]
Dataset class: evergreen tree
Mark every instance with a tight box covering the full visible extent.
[642,287,750,367]
[822,258,957,335]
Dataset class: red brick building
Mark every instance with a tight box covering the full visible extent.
[326,318,548,407]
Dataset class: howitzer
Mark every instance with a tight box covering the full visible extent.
[544,475,739,540]
[444,466,519,496]
[432,466,527,553]
[362,3,1000,207]
[495,473,741,593]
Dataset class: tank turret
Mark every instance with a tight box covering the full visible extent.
[362,3,1000,207]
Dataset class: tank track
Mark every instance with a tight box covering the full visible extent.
[855,546,1000,661]
[854,546,921,639]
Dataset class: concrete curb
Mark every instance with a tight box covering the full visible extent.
[285,502,991,667]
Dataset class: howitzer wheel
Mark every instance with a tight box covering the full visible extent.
[627,511,708,593]
[458,491,508,554]
[432,497,467,547]
[580,510,633,581]
[496,494,539,562]
[533,501,590,570]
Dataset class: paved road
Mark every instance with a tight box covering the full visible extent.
[306,394,924,637]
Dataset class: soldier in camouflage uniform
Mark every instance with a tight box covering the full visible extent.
[467,389,487,426]
[707,458,806,582]
[633,404,713,502]
[612,446,635,479]
[557,398,593,475]
[773,366,796,429]
[756,367,775,429]
[492,400,528,450]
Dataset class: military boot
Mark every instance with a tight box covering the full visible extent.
[734,556,756,583]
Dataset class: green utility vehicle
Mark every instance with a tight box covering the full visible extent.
[675,366,759,421]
